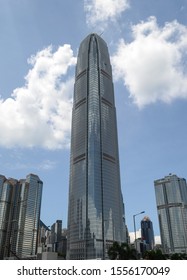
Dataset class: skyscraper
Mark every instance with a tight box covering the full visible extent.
[67,33,125,260]
[141,216,155,250]
[154,174,187,254]
[51,219,62,252]
[0,174,43,259]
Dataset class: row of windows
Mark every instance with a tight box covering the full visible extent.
[68,34,124,259]
[158,207,187,250]
[74,72,114,106]
[155,180,187,206]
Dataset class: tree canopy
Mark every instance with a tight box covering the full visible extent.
[108,242,137,260]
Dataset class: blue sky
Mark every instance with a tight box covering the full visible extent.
[0,0,187,241]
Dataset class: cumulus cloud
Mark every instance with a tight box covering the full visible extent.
[84,0,129,29]
[0,44,76,149]
[129,229,141,243]
[129,231,161,245]
[111,17,187,108]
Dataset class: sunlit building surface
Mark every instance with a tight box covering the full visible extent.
[0,174,43,259]
[154,174,187,254]
[67,33,125,259]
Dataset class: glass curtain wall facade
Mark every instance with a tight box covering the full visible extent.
[67,33,125,260]
[0,175,14,259]
[141,216,155,250]
[154,174,187,254]
[0,174,43,259]
[20,174,43,258]
[51,220,62,252]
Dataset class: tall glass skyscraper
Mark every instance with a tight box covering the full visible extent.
[141,216,155,250]
[154,174,187,254]
[67,33,125,260]
[0,174,43,259]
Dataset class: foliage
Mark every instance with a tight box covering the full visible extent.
[108,242,137,260]
[143,250,187,260]
[108,242,187,260]
[170,253,187,260]
[143,249,166,260]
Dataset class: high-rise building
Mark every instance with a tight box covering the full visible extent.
[0,174,43,259]
[154,174,187,254]
[51,219,62,252]
[67,33,125,259]
[141,216,155,250]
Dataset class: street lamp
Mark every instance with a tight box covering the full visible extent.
[133,211,145,254]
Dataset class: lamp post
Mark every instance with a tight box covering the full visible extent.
[133,211,145,255]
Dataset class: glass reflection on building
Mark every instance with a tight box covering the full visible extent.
[154,174,187,254]
[0,174,43,259]
[141,216,155,250]
[67,33,126,259]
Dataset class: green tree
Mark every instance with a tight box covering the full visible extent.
[170,253,187,260]
[143,249,166,260]
[108,242,137,260]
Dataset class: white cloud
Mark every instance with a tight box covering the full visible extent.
[84,0,129,29]
[0,44,76,149]
[111,17,187,108]
[129,231,161,245]
[37,159,57,170]
[129,229,141,243]
[154,235,161,244]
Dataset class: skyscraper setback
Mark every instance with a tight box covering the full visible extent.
[67,33,125,259]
